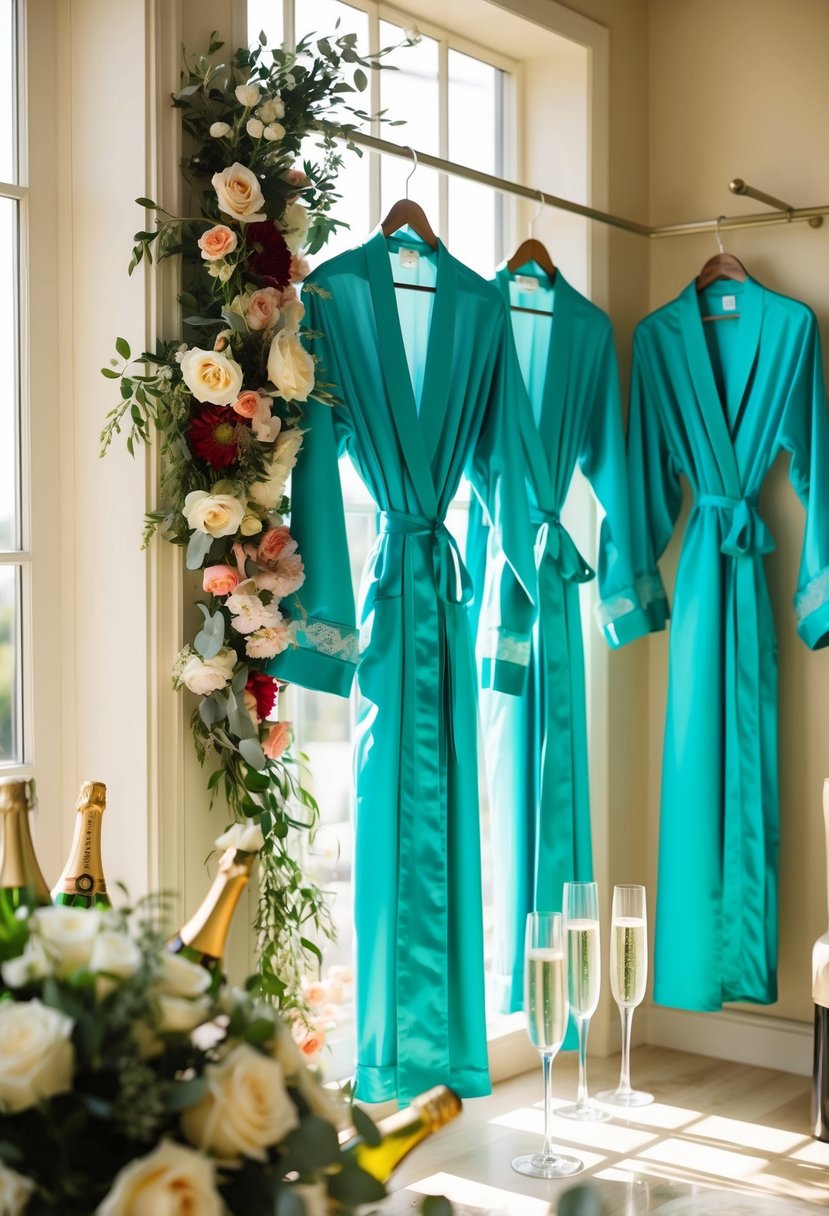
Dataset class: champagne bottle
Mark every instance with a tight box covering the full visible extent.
[52,781,111,909]
[341,1086,462,1181]
[812,778,829,1141]
[0,778,50,957]
[167,845,256,983]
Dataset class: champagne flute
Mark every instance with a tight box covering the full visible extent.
[558,882,610,1122]
[512,912,583,1179]
[597,885,653,1107]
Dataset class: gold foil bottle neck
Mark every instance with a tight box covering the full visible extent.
[177,847,256,960]
[76,781,107,813]
[410,1085,463,1130]
[0,778,32,815]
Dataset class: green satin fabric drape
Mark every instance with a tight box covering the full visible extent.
[468,264,649,1013]
[627,277,829,1010]
[269,228,535,1103]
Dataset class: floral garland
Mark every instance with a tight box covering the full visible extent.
[100,31,396,1017]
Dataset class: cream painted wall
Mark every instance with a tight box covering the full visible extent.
[647,0,829,1025]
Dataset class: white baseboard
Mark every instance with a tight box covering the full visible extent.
[646,1005,813,1077]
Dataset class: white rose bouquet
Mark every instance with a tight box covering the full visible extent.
[96,28,407,1018]
[0,902,392,1216]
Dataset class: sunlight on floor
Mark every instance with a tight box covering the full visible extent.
[408,1172,552,1216]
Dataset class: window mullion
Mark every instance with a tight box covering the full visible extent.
[368,2,381,228]
[284,0,295,54]
[438,36,448,241]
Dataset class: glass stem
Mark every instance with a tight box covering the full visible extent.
[619,1003,634,1095]
[576,1016,590,1109]
[542,1051,557,1161]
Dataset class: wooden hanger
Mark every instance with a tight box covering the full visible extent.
[697,217,746,320]
[504,193,555,316]
[381,146,438,294]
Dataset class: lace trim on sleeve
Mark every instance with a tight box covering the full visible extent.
[635,573,667,610]
[293,619,359,665]
[479,627,531,668]
[795,565,829,626]
[594,588,639,628]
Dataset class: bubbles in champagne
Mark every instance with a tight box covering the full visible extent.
[611,917,647,1006]
[567,919,600,1018]
[525,948,567,1052]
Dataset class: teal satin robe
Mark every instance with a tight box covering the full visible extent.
[269,229,535,1103]
[627,276,829,1010]
[468,264,649,1013]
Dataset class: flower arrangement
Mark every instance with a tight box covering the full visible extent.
[0,892,389,1216]
[98,31,399,1015]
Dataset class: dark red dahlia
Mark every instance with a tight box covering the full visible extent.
[246,671,279,721]
[245,221,292,289]
[188,404,245,469]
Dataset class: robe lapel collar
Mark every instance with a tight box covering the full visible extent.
[542,270,573,464]
[678,281,742,497]
[726,278,764,431]
[364,228,438,516]
[419,242,456,469]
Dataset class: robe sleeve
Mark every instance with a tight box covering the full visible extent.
[579,321,651,648]
[779,312,829,650]
[265,285,358,696]
[625,327,683,634]
[468,311,536,695]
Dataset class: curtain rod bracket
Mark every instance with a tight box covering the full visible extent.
[730,178,823,229]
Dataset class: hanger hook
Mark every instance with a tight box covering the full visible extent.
[529,189,544,238]
[404,145,418,201]
[715,215,725,255]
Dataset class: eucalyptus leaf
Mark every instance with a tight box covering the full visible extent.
[327,1161,387,1206]
[240,737,267,770]
[351,1103,381,1147]
[165,1076,209,1111]
[423,1197,454,1216]
[195,608,226,660]
[186,529,213,570]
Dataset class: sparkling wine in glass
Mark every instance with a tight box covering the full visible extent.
[512,912,584,1179]
[597,885,653,1107]
[558,882,609,1122]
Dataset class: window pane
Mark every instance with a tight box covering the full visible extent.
[379,24,440,226]
[0,197,19,551]
[0,566,20,765]
[448,49,501,275]
[296,1,371,262]
[0,1,16,183]
[247,0,283,47]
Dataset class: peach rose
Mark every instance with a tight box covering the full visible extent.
[283,169,310,189]
[264,720,292,760]
[301,979,327,1007]
[255,553,304,599]
[212,162,266,224]
[292,1022,325,1059]
[233,390,263,419]
[257,526,297,567]
[290,254,311,282]
[198,224,238,261]
[203,564,239,596]
[247,287,282,332]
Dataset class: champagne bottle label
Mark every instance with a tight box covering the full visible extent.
[52,782,111,907]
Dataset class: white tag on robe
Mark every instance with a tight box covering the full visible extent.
[722,295,737,311]
[399,248,420,269]
[515,274,539,292]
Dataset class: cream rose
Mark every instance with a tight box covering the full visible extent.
[32,906,102,976]
[181,1043,298,1162]
[249,427,304,510]
[0,1162,34,1216]
[184,490,245,537]
[180,346,244,406]
[240,514,264,536]
[156,952,212,1000]
[178,647,237,696]
[278,294,305,333]
[0,1000,74,1113]
[281,202,310,253]
[214,822,265,853]
[157,994,212,1034]
[212,162,266,224]
[247,287,282,332]
[235,84,261,108]
[1,937,50,989]
[90,931,142,979]
[197,224,238,261]
[97,1141,222,1216]
[267,330,314,402]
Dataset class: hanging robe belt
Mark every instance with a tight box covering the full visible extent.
[530,507,595,583]
[697,494,776,557]
[379,510,474,604]
[697,492,775,997]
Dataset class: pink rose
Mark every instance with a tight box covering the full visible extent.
[198,224,238,261]
[264,719,292,760]
[247,287,282,332]
[257,527,297,567]
[283,169,309,188]
[291,1022,325,1059]
[232,390,261,419]
[290,254,310,282]
[302,979,327,1007]
[245,625,294,660]
[203,564,240,596]
[255,553,304,599]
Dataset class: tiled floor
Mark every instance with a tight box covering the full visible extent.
[384,1046,829,1214]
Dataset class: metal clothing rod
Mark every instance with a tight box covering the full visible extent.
[316,122,828,240]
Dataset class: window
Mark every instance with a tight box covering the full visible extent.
[247,0,517,1078]
[0,0,24,769]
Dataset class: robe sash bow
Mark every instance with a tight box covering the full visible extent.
[530,506,595,583]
